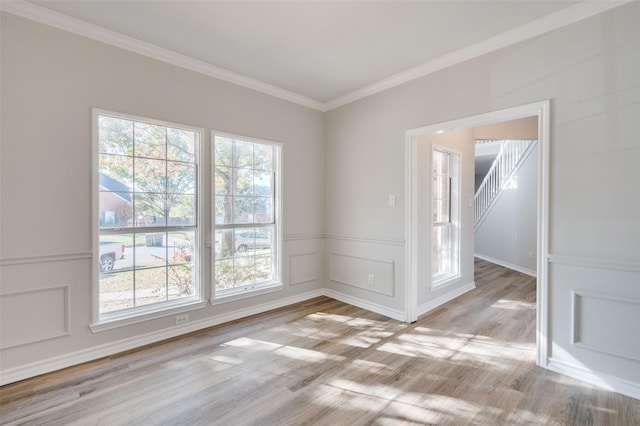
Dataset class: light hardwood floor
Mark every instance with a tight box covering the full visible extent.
[1,259,639,425]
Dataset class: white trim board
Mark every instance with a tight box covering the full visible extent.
[546,358,640,401]
[405,100,551,367]
[0,288,407,386]
[474,254,537,278]
[417,282,476,318]
[0,1,324,112]
[323,289,405,322]
[323,1,633,109]
[0,289,323,386]
[1,0,632,111]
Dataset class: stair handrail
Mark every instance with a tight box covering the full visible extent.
[474,139,535,228]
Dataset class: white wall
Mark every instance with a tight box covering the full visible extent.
[475,144,538,275]
[0,13,325,380]
[324,2,640,398]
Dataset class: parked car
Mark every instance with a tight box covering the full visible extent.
[235,230,271,252]
[99,241,125,272]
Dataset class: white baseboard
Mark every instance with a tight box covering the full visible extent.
[417,281,476,317]
[0,289,324,386]
[474,253,537,277]
[546,357,640,401]
[322,288,406,322]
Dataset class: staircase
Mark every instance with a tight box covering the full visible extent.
[474,139,536,229]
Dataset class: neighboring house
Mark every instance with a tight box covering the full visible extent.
[98,172,132,227]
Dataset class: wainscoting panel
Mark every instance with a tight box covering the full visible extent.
[0,286,70,349]
[572,291,640,362]
[547,255,640,400]
[289,252,317,286]
[329,251,395,296]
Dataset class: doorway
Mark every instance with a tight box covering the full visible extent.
[404,100,550,367]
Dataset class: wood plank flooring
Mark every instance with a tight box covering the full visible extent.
[1,259,639,425]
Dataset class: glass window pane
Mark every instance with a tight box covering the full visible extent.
[99,270,134,313]
[134,122,166,159]
[135,267,167,306]
[214,167,231,195]
[234,197,253,223]
[167,162,195,194]
[99,154,133,188]
[254,171,273,196]
[255,227,273,254]
[134,233,167,269]
[99,116,133,155]
[433,150,448,176]
[97,113,199,317]
[433,251,443,275]
[235,228,273,255]
[234,140,253,168]
[234,257,255,286]
[168,264,194,299]
[234,228,254,255]
[98,236,129,273]
[135,193,166,226]
[256,255,272,282]
[215,196,232,225]
[215,259,235,290]
[213,136,279,298]
[168,194,195,226]
[235,168,253,196]
[135,158,166,193]
[254,198,273,224]
[214,137,232,166]
[433,226,442,252]
[254,144,273,171]
[167,128,195,162]
[214,229,234,259]
[99,192,133,228]
[168,231,195,265]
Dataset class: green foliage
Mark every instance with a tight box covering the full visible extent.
[98,115,197,226]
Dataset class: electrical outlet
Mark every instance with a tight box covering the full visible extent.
[175,314,189,325]
[368,274,375,286]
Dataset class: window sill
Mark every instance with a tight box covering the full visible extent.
[211,283,283,305]
[90,298,207,333]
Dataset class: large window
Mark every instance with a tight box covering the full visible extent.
[213,133,281,299]
[432,147,460,284]
[94,110,202,322]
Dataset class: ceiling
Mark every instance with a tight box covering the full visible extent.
[4,1,630,110]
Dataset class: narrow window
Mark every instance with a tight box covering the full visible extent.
[94,110,202,321]
[213,133,281,299]
[432,147,460,284]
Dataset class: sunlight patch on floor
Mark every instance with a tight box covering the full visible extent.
[274,345,345,363]
[491,299,536,310]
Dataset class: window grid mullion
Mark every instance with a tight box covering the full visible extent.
[97,112,200,318]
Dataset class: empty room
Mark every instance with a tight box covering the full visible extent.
[1,1,639,424]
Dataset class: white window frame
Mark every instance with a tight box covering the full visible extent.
[211,131,283,302]
[431,146,461,287]
[91,109,205,330]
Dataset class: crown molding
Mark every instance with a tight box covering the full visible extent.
[1,0,632,113]
[0,0,326,112]
[324,0,634,110]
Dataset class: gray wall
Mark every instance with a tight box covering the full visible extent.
[475,144,538,275]
[324,2,640,395]
[0,13,325,376]
[2,2,640,397]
